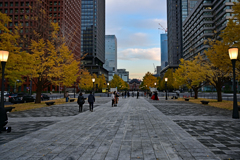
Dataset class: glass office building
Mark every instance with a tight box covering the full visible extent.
[161,34,168,70]
[104,35,117,81]
[81,0,108,78]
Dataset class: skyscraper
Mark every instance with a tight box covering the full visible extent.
[0,0,82,57]
[166,0,183,67]
[165,0,199,73]
[160,33,168,70]
[104,35,117,81]
[81,0,107,78]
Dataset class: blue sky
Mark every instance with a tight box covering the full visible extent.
[106,0,167,79]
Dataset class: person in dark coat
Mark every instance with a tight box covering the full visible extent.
[137,91,139,99]
[124,91,127,98]
[127,91,130,98]
[88,92,95,112]
[0,107,11,133]
[77,93,85,112]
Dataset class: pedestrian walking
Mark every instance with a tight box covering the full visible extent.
[111,91,115,107]
[122,92,124,98]
[127,91,130,98]
[88,92,95,112]
[65,91,69,102]
[124,91,127,98]
[77,92,85,112]
[115,91,119,105]
[137,91,139,99]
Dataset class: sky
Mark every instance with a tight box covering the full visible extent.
[106,0,167,80]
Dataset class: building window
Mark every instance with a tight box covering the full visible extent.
[4,9,7,14]
[54,1,57,5]
[49,7,52,11]
[0,2,2,7]
[10,2,13,7]
[5,2,8,7]
[21,2,24,6]
[54,7,57,11]
[15,2,18,6]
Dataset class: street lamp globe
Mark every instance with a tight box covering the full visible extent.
[229,48,238,60]
[92,78,95,83]
[107,83,109,86]
[154,82,156,86]
[165,78,168,82]
[0,51,9,62]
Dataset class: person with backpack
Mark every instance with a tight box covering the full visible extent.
[88,92,95,112]
[77,93,85,112]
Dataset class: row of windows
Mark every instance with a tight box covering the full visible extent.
[49,1,61,6]
[0,2,30,7]
[1,8,30,14]
[49,7,61,11]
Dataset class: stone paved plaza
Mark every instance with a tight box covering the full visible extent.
[0,97,239,160]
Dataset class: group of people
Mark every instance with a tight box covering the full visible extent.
[77,92,95,112]
[111,91,119,107]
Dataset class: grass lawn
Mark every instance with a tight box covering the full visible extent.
[7,98,78,112]
[178,97,237,110]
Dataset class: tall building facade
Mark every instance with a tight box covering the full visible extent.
[117,69,129,82]
[104,35,117,81]
[160,33,168,70]
[81,0,107,78]
[167,0,183,67]
[0,0,81,57]
[0,0,82,93]
[183,0,235,60]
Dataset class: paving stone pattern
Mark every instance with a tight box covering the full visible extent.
[0,121,56,145]
[7,97,110,118]
[175,120,240,160]
[148,98,240,160]
[0,97,239,159]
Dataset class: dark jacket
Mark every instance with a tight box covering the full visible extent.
[77,95,85,105]
[0,107,8,126]
[88,94,95,103]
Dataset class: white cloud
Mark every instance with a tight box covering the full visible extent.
[106,0,166,16]
[118,48,160,61]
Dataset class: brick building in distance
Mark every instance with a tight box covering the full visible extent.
[0,0,81,93]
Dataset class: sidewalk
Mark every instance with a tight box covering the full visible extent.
[0,97,239,160]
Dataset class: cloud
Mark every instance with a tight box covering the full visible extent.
[118,48,160,61]
[106,0,166,16]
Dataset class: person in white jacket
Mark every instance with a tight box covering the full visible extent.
[111,91,115,107]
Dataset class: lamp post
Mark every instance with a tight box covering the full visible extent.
[229,48,239,119]
[107,83,109,97]
[0,51,9,109]
[146,85,148,98]
[92,78,95,94]
[74,82,76,98]
[165,78,168,100]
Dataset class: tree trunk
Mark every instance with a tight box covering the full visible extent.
[193,88,198,99]
[35,80,42,103]
[216,87,222,102]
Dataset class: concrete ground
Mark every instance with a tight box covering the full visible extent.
[0,97,239,160]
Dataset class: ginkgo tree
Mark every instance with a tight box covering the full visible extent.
[0,12,32,87]
[110,74,128,89]
[141,72,157,90]
[173,55,208,99]
[29,22,80,103]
